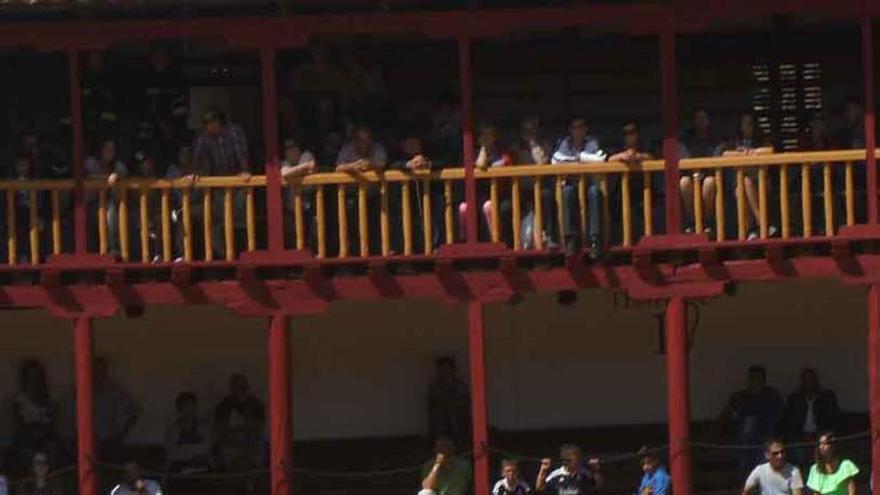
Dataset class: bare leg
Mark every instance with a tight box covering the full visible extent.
[702,176,717,220]
[679,175,695,226]
[744,175,760,231]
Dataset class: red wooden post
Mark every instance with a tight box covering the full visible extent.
[665,296,692,495]
[74,317,97,495]
[660,27,681,235]
[468,301,490,495]
[863,17,878,224]
[69,50,87,254]
[261,46,285,252]
[269,315,292,495]
[458,36,479,243]
[868,285,880,494]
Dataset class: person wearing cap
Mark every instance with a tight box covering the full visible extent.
[192,108,251,260]
[335,124,387,256]
[280,138,318,250]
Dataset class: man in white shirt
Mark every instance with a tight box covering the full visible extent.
[743,439,803,495]
[110,461,162,495]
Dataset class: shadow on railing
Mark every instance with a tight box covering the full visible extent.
[1,149,878,267]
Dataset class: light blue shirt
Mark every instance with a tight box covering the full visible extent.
[637,467,670,495]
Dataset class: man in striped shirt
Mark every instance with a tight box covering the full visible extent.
[536,445,602,495]
[493,459,531,495]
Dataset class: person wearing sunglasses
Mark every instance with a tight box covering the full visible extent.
[743,439,804,495]
[535,444,602,495]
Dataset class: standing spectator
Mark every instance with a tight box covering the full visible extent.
[680,107,721,234]
[419,436,472,495]
[719,365,784,469]
[835,100,865,150]
[109,461,162,495]
[136,44,188,173]
[493,459,530,495]
[165,145,200,261]
[192,108,251,260]
[213,374,265,472]
[718,113,775,240]
[742,439,804,495]
[536,445,602,495]
[391,132,443,253]
[551,117,606,258]
[165,391,211,473]
[280,137,318,251]
[458,124,512,243]
[94,357,141,464]
[798,112,838,235]
[10,360,60,473]
[16,451,65,495]
[784,369,839,462]
[84,138,128,257]
[513,116,554,250]
[427,358,471,450]
[608,122,664,241]
[430,90,463,167]
[335,124,386,256]
[635,449,669,495]
[806,433,858,495]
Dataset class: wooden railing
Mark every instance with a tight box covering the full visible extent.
[1,149,878,266]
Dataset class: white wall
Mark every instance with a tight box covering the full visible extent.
[0,278,868,445]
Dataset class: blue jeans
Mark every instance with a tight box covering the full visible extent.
[562,182,602,243]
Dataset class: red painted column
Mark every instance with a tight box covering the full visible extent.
[69,50,87,254]
[660,27,681,235]
[268,315,292,495]
[868,285,880,495]
[458,36,479,243]
[74,317,97,495]
[863,18,878,224]
[665,296,692,495]
[261,46,285,252]
[468,302,490,495]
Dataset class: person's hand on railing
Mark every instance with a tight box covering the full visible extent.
[239,171,252,183]
[107,172,119,186]
[406,155,431,171]
[182,174,199,188]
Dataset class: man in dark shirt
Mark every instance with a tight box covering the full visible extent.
[391,133,444,253]
[680,107,721,234]
[783,368,839,462]
[428,357,471,450]
[536,444,602,495]
[213,374,265,472]
[720,365,784,468]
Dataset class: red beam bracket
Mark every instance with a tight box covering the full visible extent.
[367,260,403,298]
[764,244,790,275]
[170,263,191,287]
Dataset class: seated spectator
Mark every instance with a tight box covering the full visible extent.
[193,108,251,260]
[391,132,444,253]
[680,107,721,234]
[636,449,669,495]
[608,122,664,241]
[213,374,265,472]
[280,137,318,250]
[10,360,60,474]
[784,369,839,451]
[84,138,128,257]
[458,123,512,243]
[428,357,471,450]
[129,150,164,262]
[419,436,472,495]
[551,117,606,258]
[834,99,865,150]
[109,460,162,495]
[513,116,554,250]
[743,439,803,495]
[719,365,784,469]
[336,124,386,256]
[94,357,141,464]
[493,459,530,495]
[536,444,602,494]
[799,112,846,235]
[8,155,49,263]
[718,113,775,240]
[806,433,858,495]
[16,451,65,495]
[165,391,211,473]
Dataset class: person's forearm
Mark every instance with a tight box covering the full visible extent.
[422,466,440,490]
[847,479,857,495]
[337,161,360,172]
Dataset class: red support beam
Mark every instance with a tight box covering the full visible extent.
[458,36,479,243]
[269,315,292,495]
[74,316,97,495]
[665,296,692,495]
[863,17,878,224]
[467,301,490,495]
[869,285,880,495]
[69,51,87,254]
[262,46,285,252]
[660,27,681,235]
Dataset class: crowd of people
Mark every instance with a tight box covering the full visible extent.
[0,40,872,264]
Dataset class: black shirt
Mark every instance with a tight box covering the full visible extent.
[494,479,531,495]
[542,468,596,495]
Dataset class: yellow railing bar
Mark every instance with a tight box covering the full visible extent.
[533,177,543,250]
[246,187,255,252]
[358,184,369,257]
[736,169,746,240]
[337,187,348,258]
[779,165,790,239]
[444,180,454,245]
[715,169,724,241]
[224,188,234,261]
[802,164,812,238]
[643,172,652,237]
[51,190,61,256]
[846,162,855,227]
[161,190,171,262]
[28,191,39,265]
[693,173,703,234]
[7,192,15,265]
[98,190,108,255]
[758,167,768,239]
[380,181,390,256]
[204,189,213,261]
[182,189,193,262]
[139,189,149,263]
[823,163,834,236]
[490,179,500,243]
[402,181,413,256]
[316,186,326,258]
[511,178,521,250]
[621,172,632,246]
[422,179,433,255]
[119,189,129,261]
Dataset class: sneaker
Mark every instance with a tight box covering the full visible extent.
[684,227,695,234]
[588,240,602,261]
[703,226,715,238]
[747,231,759,241]
[768,225,780,238]
[173,256,184,263]
[545,239,559,251]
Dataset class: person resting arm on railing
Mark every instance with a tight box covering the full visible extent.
[459,123,512,242]
[336,125,387,173]
[193,108,252,181]
[335,125,387,256]
[280,138,317,178]
[551,117,606,258]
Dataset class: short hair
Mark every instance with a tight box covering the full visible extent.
[638,446,658,461]
[748,365,767,377]
[764,438,785,451]
[559,444,582,458]
[569,117,587,128]
[202,107,226,125]
[175,391,198,410]
[352,124,373,136]
[501,459,519,469]
[622,122,640,133]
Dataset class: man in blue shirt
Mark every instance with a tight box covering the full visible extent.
[636,450,670,495]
